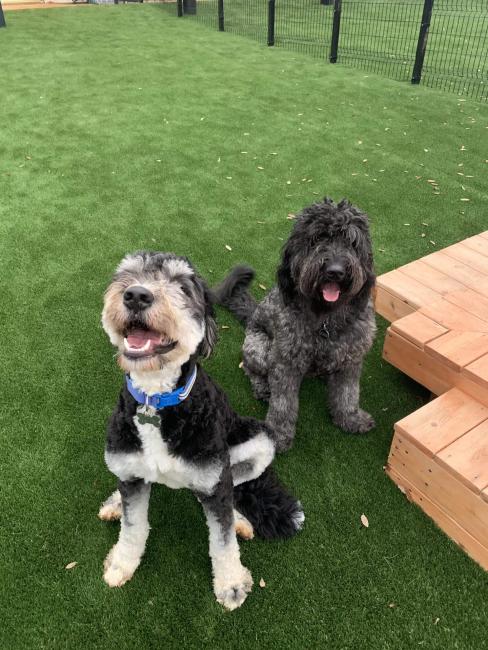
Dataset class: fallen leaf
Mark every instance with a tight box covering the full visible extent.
[286,180,291,185]
[225,176,232,180]
[460,198,470,202]
[430,240,436,246]
[258,284,267,291]
[238,361,244,369]
[259,578,266,588]
[256,220,265,224]
[221,325,230,330]
[257,166,264,170]
[388,603,396,608]
[434,617,440,625]
[287,213,295,220]
[65,562,77,570]
[225,245,232,251]
[360,514,369,528]
[404,223,410,226]
[421,222,429,226]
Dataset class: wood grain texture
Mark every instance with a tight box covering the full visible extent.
[395,388,488,456]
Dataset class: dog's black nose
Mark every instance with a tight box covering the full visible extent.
[326,263,346,282]
[123,285,154,311]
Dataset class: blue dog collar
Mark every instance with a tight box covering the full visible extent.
[126,365,197,410]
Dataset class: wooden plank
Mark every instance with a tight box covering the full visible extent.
[377,270,442,310]
[436,419,488,493]
[386,463,488,571]
[374,286,415,323]
[443,243,488,277]
[399,260,465,295]
[383,328,452,396]
[482,486,488,504]
[480,232,488,241]
[425,331,488,371]
[462,235,488,259]
[421,252,488,293]
[388,434,488,544]
[419,298,488,332]
[391,312,447,349]
[463,354,488,390]
[443,289,488,324]
[384,328,488,408]
[395,388,488,456]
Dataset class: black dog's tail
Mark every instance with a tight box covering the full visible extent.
[212,265,257,326]
[233,468,304,540]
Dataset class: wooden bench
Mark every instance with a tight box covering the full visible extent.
[376,232,488,570]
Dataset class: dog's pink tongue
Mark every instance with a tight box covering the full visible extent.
[322,282,341,302]
[126,329,161,349]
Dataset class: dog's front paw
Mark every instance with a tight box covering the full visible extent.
[335,409,375,434]
[103,545,139,588]
[214,566,253,611]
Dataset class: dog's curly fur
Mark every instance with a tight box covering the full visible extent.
[214,198,377,452]
[99,251,304,611]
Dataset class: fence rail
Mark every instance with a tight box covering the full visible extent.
[160,0,488,101]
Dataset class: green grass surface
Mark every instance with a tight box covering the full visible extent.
[1,6,488,649]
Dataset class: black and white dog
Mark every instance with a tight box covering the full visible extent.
[214,198,376,452]
[99,251,303,610]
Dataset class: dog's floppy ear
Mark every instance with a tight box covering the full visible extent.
[277,244,296,306]
[201,286,218,358]
[192,275,218,358]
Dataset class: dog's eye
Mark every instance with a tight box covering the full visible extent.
[181,285,192,298]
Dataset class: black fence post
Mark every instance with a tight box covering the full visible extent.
[267,0,275,46]
[183,0,197,16]
[177,0,183,17]
[329,0,342,63]
[218,0,224,31]
[412,0,434,84]
[0,1,5,29]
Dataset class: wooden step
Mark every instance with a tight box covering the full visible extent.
[388,388,488,570]
[377,231,488,571]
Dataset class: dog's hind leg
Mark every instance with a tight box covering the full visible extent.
[197,467,253,611]
[98,489,122,521]
[233,509,254,540]
[228,419,275,487]
[327,361,375,434]
[103,479,151,588]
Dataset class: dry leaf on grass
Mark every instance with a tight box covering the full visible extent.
[360,514,369,528]
[225,245,232,251]
[259,578,266,588]
[258,284,267,291]
[238,361,244,369]
[287,213,295,220]
[65,562,77,570]
[221,325,230,330]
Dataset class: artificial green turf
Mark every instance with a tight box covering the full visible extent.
[1,6,488,649]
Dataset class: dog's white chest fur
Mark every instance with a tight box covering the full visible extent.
[105,407,221,494]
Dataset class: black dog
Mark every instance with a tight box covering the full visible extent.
[214,198,376,452]
[99,251,303,610]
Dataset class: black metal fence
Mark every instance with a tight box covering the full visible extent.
[162,0,487,101]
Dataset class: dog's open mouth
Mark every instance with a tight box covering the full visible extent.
[321,282,341,303]
[123,327,177,358]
